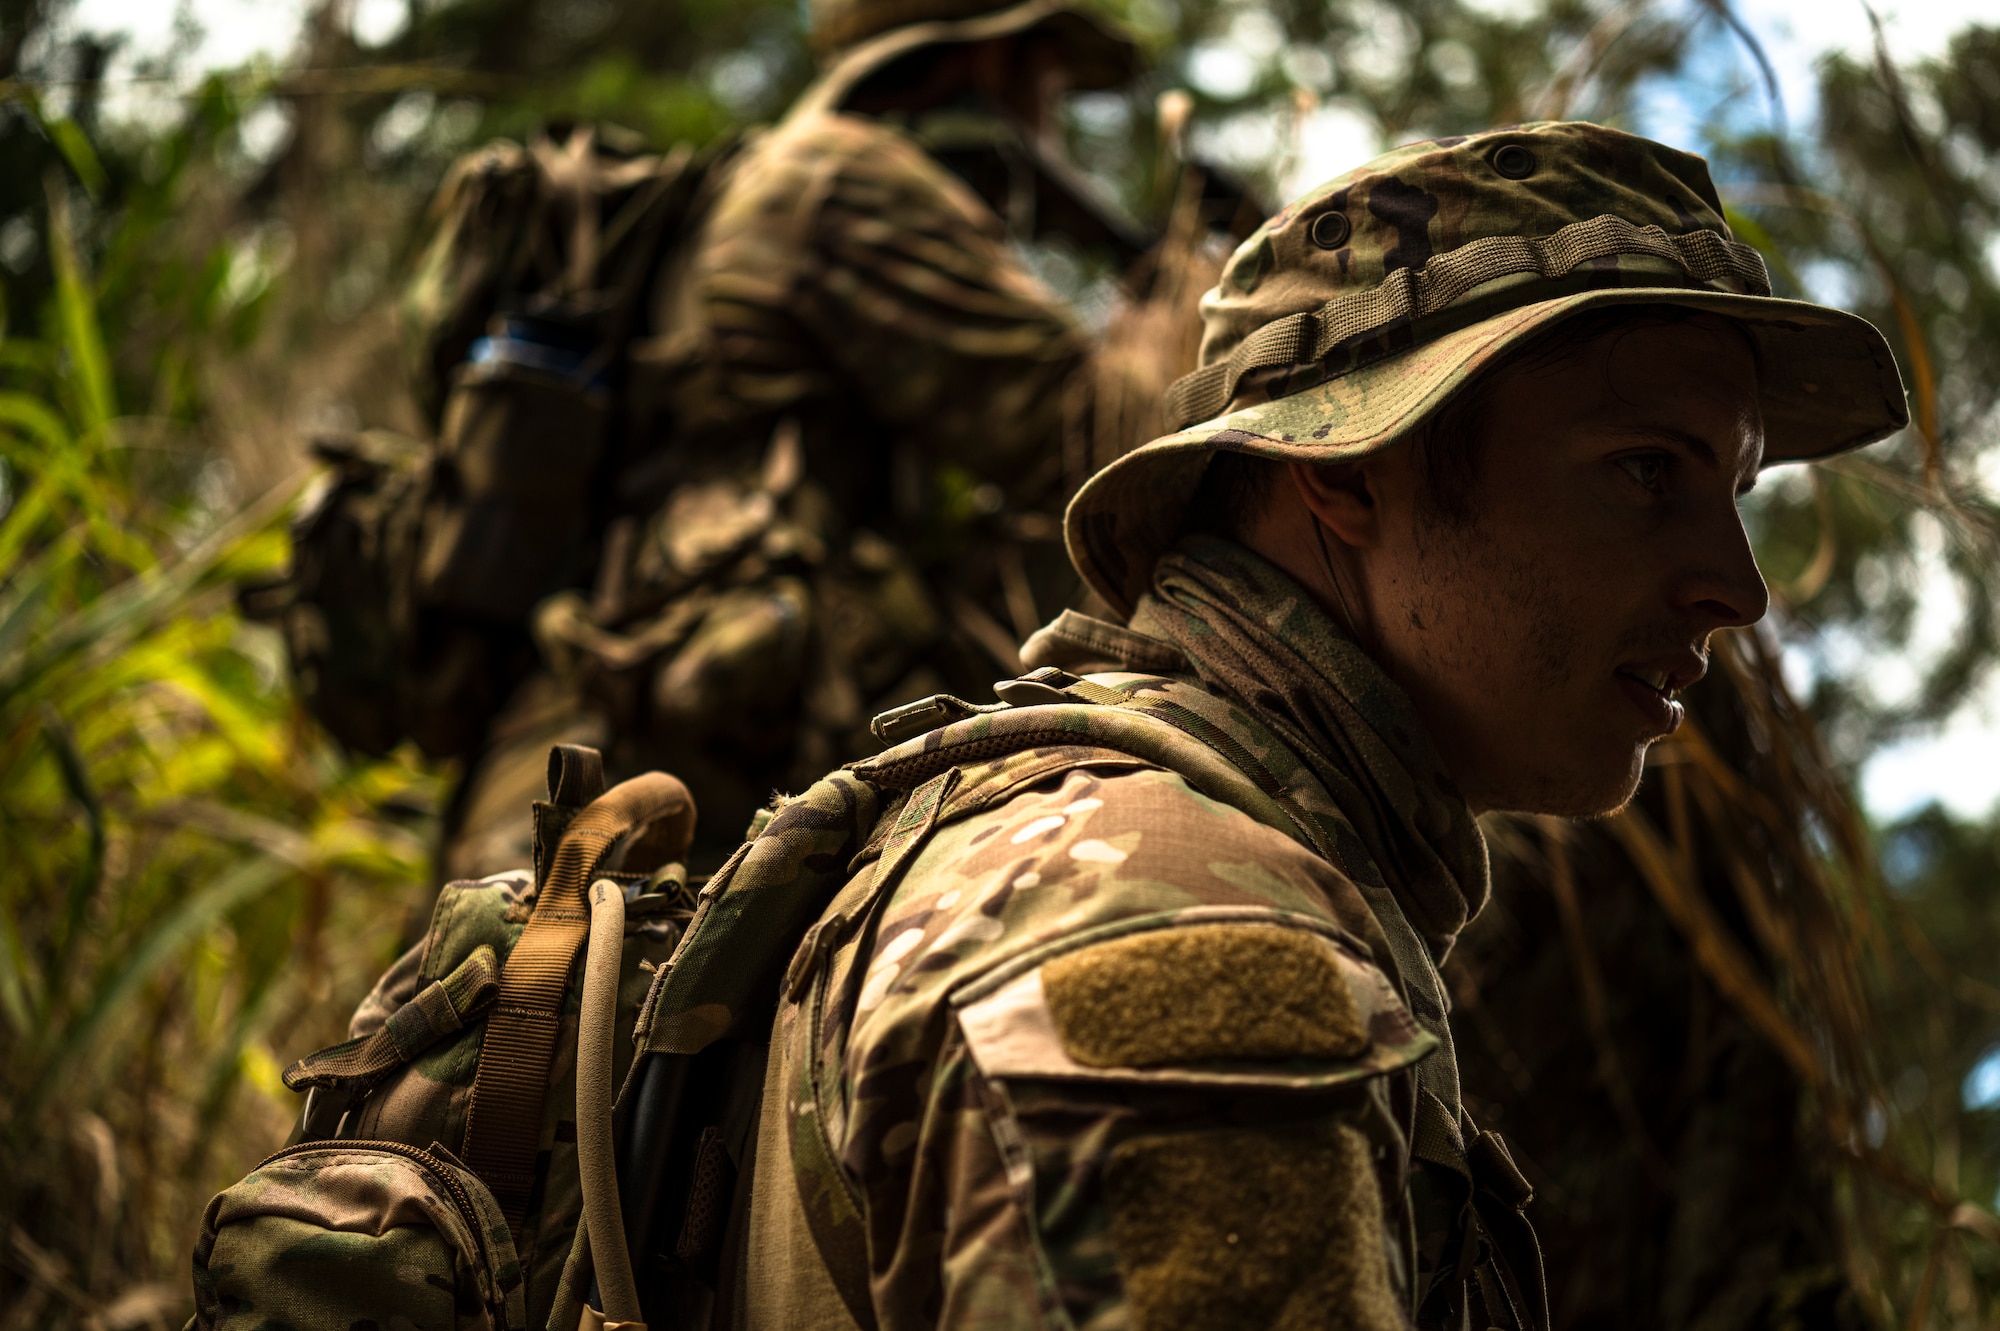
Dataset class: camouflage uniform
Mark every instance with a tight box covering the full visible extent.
[447,0,1136,876]
[737,122,1905,1327]
[744,541,1491,1329]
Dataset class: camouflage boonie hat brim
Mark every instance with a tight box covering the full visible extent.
[808,0,1137,97]
[1066,121,1909,619]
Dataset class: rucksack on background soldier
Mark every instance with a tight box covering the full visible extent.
[193,118,1905,1329]
[245,0,1255,893]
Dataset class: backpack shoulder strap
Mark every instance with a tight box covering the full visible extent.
[633,681,1315,1063]
[636,767,886,1060]
[461,748,694,1232]
[855,682,1317,853]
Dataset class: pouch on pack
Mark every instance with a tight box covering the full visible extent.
[407,126,715,623]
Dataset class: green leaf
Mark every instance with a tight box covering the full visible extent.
[0,389,76,454]
[15,853,290,1127]
[0,547,61,665]
[0,484,57,594]
[0,896,36,1039]
[38,706,104,1000]
[44,183,115,436]
[45,119,108,201]
[0,339,54,382]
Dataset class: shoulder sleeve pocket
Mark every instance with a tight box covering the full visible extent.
[945,910,1429,1330]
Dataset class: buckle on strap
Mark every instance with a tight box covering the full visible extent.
[991,665,1128,707]
[870,668,1134,747]
[1469,1128,1535,1211]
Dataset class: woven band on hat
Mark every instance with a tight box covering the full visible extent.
[460,771,692,1233]
[1163,212,1772,431]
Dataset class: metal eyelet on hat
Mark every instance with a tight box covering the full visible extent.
[1309,212,1351,249]
[1491,144,1537,179]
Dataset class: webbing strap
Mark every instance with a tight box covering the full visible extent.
[283,946,502,1095]
[791,768,961,1331]
[1412,1088,1471,1180]
[536,128,603,300]
[1412,1089,1549,1331]
[1163,213,1772,430]
[461,770,694,1233]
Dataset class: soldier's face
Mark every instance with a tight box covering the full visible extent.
[1285,314,1769,816]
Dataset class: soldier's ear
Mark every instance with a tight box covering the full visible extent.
[1288,460,1380,549]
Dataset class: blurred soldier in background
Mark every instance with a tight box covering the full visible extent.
[441,0,1143,873]
[257,0,1248,874]
[444,5,1096,871]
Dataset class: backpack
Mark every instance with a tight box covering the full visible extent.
[193,669,1547,1331]
[242,125,731,759]
[193,743,697,1331]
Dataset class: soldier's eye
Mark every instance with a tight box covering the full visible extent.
[1616,453,1668,492]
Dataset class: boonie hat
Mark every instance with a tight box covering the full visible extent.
[1066,121,1910,618]
[808,0,1137,101]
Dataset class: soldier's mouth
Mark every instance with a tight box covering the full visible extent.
[1615,645,1707,699]
[1619,667,1676,695]
[1615,667,1688,735]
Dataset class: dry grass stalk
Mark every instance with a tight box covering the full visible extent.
[1598,624,2000,1320]
[1064,165,1227,487]
[1536,816,1678,1190]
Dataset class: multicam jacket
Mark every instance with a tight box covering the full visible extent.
[451,99,1095,875]
[738,539,1546,1331]
[627,105,1086,493]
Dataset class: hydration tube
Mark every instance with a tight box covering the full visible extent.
[576,877,645,1329]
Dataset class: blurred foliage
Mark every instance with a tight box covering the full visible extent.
[0,0,1995,1325]
[0,88,443,1322]
[1714,25,2000,760]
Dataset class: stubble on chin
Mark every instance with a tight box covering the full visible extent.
[1407,516,1625,816]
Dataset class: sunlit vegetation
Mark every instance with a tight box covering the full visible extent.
[0,93,442,1323]
[0,0,1996,1324]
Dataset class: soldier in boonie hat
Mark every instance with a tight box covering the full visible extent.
[724,123,1905,1331]
[796,0,1151,256]
[1067,120,1907,618]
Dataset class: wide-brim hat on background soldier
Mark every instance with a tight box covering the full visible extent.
[806,0,1140,110]
[1066,121,1911,619]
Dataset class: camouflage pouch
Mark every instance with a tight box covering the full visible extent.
[239,427,539,761]
[190,1138,527,1331]
[416,355,613,621]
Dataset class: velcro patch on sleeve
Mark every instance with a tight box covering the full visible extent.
[1106,1119,1401,1331]
[1041,923,1367,1068]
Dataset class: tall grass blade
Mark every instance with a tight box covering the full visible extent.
[16,854,289,1129]
[43,180,114,439]
[37,706,104,998]
[42,120,106,203]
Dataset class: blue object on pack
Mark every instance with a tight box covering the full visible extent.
[466,316,614,390]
